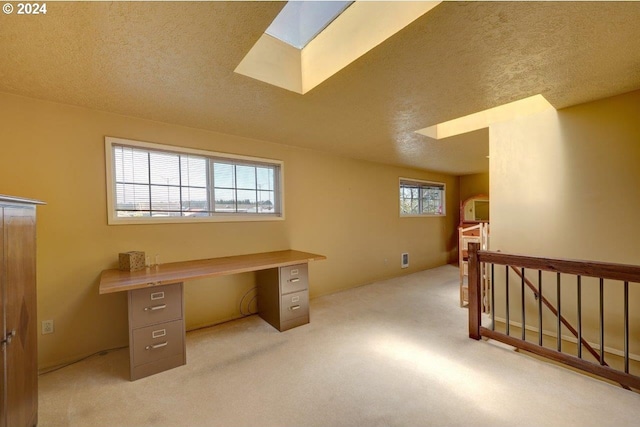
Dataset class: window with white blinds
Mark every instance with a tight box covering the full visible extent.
[106,137,283,224]
[399,178,445,216]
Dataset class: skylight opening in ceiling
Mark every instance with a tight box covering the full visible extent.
[416,95,554,140]
[236,1,442,94]
[265,1,354,49]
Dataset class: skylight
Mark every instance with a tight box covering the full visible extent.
[235,1,442,94]
[265,1,354,49]
[416,95,554,140]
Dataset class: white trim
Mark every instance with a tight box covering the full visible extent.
[105,137,285,225]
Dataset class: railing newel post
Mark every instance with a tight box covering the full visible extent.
[468,242,482,340]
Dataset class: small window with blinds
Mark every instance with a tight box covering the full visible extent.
[105,137,283,224]
[399,178,445,216]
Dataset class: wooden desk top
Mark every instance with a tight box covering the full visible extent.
[99,250,326,294]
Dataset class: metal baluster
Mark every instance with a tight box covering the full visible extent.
[599,278,605,366]
[624,281,629,373]
[577,276,582,359]
[521,267,526,341]
[538,270,543,346]
[506,265,510,336]
[557,273,561,352]
[491,263,495,331]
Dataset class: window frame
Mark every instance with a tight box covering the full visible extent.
[105,137,285,225]
[399,177,446,217]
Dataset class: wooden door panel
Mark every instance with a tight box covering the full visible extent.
[0,206,6,427]
[4,206,37,427]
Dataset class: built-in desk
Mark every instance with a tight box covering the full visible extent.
[99,250,326,380]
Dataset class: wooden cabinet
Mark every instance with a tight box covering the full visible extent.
[0,196,43,427]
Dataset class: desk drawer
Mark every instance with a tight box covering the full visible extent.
[280,264,308,294]
[129,283,183,328]
[280,290,309,322]
[131,319,185,367]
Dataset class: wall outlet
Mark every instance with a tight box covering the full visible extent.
[401,253,409,268]
[42,319,54,335]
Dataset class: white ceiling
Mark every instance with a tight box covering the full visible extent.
[2,1,640,175]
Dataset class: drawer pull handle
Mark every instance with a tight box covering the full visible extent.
[144,304,167,311]
[289,305,301,311]
[145,342,168,350]
[289,278,300,283]
[147,282,160,287]
[1,329,16,346]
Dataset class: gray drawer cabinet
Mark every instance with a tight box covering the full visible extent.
[128,282,186,380]
[257,264,310,331]
[100,250,326,380]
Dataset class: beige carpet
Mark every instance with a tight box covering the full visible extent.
[39,265,640,426]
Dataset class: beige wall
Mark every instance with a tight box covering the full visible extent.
[0,92,458,369]
[490,89,640,357]
[459,172,489,203]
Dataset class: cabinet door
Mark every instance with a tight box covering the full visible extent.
[0,207,6,427]
[4,206,37,427]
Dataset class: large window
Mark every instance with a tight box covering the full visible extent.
[106,137,283,224]
[399,178,445,216]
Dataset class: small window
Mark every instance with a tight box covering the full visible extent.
[106,137,283,224]
[399,178,445,216]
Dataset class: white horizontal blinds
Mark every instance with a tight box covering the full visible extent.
[113,143,280,219]
[400,179,445,216]
[114,145,210,217]
[256,165,277,213]
[114,145,151,216]
[149,151,181,216]
[213,161,278,214]
[180,155,208,216]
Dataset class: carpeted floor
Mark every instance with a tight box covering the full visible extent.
[38,265,640,426]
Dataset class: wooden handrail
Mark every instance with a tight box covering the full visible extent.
[479,251,640,283]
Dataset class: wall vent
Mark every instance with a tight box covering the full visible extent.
[401,253,409,268]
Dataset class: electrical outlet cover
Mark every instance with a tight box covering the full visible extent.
[42,320,54,335]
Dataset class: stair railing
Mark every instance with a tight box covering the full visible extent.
[468,242,640,390]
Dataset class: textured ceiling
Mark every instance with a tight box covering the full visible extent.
[2,2,640,175]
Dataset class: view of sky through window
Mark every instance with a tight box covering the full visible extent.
[265,1,353,49]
